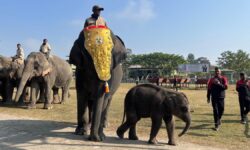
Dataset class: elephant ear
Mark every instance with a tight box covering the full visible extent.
[112,35,127,69]
[163,93,175,114]
[69,32,92,68]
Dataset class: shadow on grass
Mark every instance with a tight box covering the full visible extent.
[0,119,170,150]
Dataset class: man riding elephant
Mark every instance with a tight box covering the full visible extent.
[70,4,127,141]
[84,5,107,28]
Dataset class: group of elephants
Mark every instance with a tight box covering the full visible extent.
[0,30,191,146]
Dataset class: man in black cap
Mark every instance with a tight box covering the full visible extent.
[207,67,228,131]
[84,5,107,28]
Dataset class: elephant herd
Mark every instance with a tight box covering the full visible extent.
[0,52,73,109]
[0,28,191,146]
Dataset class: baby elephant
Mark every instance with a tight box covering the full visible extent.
[116,84,191,145]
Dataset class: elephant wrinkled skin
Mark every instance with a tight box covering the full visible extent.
[15,52,73,109]
[116,84,191,145]
[69,30,126,141]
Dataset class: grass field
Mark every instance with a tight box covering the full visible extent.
[0,83,249,150]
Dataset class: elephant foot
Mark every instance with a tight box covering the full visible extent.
[168,140,176,146]
[53,97,61,104]
[27,104,36,109]
[88,134,102,142]
[116,128,124,139]
[148,138,158,145]
[129,134,139,140]
[60,100,66,105]
[43,104,53,110]
[75,127,87,135]
[99,132,106,141]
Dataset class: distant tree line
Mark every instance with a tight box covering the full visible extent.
[123,51,186,76]
[123,49,250,77]
[217,49,250,75]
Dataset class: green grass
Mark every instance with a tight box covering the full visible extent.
[0,83,250,149]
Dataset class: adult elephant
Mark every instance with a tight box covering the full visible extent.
[15,52,73,109]
[0,55,26,103]
[69,26,126,141]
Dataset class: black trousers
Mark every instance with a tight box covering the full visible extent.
[211,98,224,126]
[239,96,246,120]
[244,99,250,116]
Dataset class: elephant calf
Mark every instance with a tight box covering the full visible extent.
[116,84,191,145]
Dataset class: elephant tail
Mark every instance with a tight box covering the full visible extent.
[121,88,136,125]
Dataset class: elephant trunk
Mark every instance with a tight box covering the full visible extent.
[178,118,191,137]
[15,72,30,102]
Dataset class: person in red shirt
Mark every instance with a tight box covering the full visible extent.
[207,67,228,131]
[236,73,250,124]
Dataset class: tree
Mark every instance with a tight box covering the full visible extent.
[217,50,250,74]
[187,53,196,64]
[196,57,210,65]
[126,52,186,76]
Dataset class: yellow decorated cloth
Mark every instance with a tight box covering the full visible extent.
[84,25,113,81]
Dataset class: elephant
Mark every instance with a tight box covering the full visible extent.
[15,52,73,109]
[69,29,127,141]
[116,84,191,145]
[0,55,26,103]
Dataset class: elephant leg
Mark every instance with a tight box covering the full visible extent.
[3,80,13,104]
[28,81,39,109]
[75,90,89,135]
[98,94,112,140]
[88,99,93,127]
[148,116,162,145]
[116,111,138,139]
[43,81,53,110]
[37,83,45,103]
[61,79,71,104]
[163,115,176,146]
[103,95,112,128]
[18,86,28,106]
[52,87,60,104]
[129,118,140,140]
[89,88,105,142]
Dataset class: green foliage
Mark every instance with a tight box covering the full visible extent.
[187,53,196,64]
[217,50,250,74]
[186,53,210,65]
[125,52,186,75]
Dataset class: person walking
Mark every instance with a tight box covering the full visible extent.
[207,67,228,131]
[236,72,250,124]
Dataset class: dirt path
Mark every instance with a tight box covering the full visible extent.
[0,114,226,150]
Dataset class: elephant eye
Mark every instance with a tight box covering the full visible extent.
[181,106,188,112]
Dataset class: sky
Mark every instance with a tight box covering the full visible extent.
[1,0,250,65]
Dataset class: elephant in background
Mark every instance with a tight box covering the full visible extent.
[116,84,191,145]
[0,55,27,103]
[15,52,73,109]
[69,31,126,141]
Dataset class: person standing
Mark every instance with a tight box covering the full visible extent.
[207,67,228,131]
[40,39,51,59]
[84,5,107,28]
[236,73,250,124]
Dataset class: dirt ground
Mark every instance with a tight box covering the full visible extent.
[0,114,226,150]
